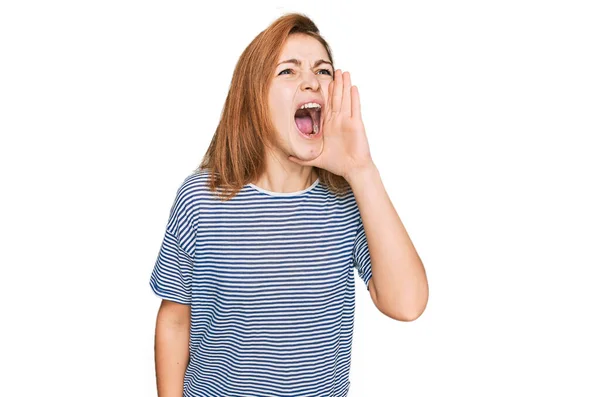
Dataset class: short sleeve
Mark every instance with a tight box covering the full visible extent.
[353,216,373,291]
[149,179,196,305]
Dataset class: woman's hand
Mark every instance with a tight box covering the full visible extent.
[288,69,374,180]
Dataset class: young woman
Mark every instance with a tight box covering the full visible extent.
[150,12,428,397]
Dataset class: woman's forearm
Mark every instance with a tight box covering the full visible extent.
[155,313,190,397]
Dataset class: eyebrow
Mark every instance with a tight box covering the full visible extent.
[277,59,333,68]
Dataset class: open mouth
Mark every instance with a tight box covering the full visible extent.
[294,103,321,136]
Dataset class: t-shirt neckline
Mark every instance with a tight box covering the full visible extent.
[247,178,320,197]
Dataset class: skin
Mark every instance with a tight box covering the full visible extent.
[252,33,334,193]
[154,300,190,396]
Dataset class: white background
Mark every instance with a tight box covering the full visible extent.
[1,1,599,396]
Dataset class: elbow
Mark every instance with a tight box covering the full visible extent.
[389,292,429,322]
[392,304,426,322]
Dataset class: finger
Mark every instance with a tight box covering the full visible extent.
[342,71,351,115]
[351,85,361,120]
[327,79,334,118]
[332,69,343,114]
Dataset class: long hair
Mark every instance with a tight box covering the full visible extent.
[196,12,352,201]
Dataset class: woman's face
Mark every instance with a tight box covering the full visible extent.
[268,33,334,161]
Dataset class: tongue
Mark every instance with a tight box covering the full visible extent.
[295,115,313,134]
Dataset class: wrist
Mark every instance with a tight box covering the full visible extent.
[345,161,379,187]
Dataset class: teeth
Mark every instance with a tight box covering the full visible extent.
[300,102,321,110]
[313,124,319,133]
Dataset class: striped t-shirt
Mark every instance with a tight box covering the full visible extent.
[150,169,373,397]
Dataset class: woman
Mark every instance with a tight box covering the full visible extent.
[150,12,428,397]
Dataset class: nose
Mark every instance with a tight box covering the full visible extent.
[300,70,319,92]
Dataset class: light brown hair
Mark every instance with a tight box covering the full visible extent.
[196,12,351,201]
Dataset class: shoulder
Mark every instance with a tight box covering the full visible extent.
[169,169,215,220]
[332,185,359,213]
[332,187,362,230]
[174,169,213,201]
[314,183,361,226]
